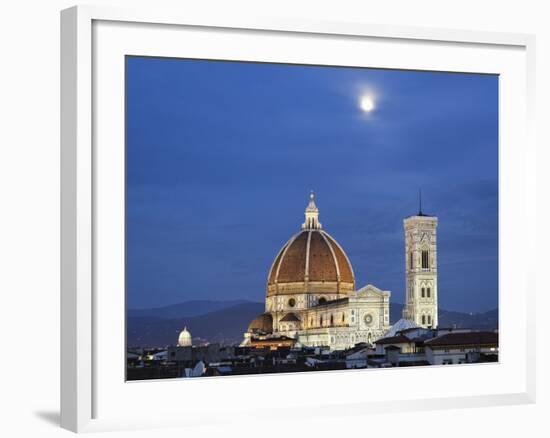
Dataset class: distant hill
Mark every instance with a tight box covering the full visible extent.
[127,302,264,347]
[438,308,498,331]
[128,299,251,319]
[127,300,498,348]
[391,302,497,330]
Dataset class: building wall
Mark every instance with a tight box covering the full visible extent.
[297,326,380,350]
[425,346,498,365]
[375,342,415,355]
[289,286,391,350]
[166,344,232,363]
[266,292,345,332]
[403,215,439,327]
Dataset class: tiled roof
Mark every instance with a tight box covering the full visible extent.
[247,313,273,333]
[308,231,338,281]
[375,335,411,345]
[276,231,308,283]
[324,233,354,283]
[280,312,301,322]
[384,319,418,337]
[311,297,349,308]
[267,229,355,292]
[399,327,424,334]
[424,331,498,347]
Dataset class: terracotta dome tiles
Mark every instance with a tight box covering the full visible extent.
[267,229,355,292]
[324,234,354,284]
[276,231,308,283]
[308,231,338,282]
[247,313,273,333]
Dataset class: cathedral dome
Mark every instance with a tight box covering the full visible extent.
[267,193,355,297]
[177,327,192,347]
[248,313,273,334]
[384,319,418,338]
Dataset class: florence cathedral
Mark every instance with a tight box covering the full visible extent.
[241,192,439,350]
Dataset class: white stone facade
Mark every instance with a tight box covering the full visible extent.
[177,327,192,347]
[270,284,391,350]
[403,214,439,328]
[424,345,498,365]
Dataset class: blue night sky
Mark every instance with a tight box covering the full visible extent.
[126,56,498,313]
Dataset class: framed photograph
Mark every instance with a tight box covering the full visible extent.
[61,5,536,433]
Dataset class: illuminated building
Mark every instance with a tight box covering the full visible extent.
[242,192,439,350]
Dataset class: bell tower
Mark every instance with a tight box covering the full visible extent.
[403,194,438,328]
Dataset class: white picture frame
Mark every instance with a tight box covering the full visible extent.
[60,4,536,433]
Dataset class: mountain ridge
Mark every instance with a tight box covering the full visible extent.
[128,299,252,319]
[127,300,498,348]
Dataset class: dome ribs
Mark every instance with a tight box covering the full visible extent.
[308,231,338,282]
[248,313,273,334]
[304,231,312,283]
[276,231,308,283]
[266,228,355,297]
[324,233,355,285]
[267,241,288,285]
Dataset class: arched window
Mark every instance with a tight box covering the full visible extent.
[330,314,334,325]
[421,250,429,269]
[422,315,426,325]
[410,252,413,270]
[342,313,345,323]
[427,314,432,325]
[318,297,327,305]
[320,316,323,326]
[427,287,431,298]
[421,287,425,298]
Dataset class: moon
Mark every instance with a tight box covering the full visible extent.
[360,95,375,113]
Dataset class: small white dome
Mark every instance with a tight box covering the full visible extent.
[385,318,418,338]
[178,327,192,347]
